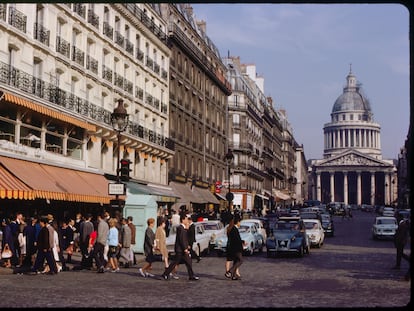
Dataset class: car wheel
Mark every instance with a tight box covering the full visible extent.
[249,243,254,256]
[258,240,264,253]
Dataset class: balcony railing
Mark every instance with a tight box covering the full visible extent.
[115,31,124,48]
[102,65,112,83]
[71,46,85,66]
[87,9,99,29]
[0,60,173,151]
[86,55,98,74]
[73,3,86,19]
[125,39,134,55]
[103,22,113,40]
[0,3,6,21]
[9,7,26,33]
[34,23,50,46]
[56,36,70,58]
[136,48,144,62]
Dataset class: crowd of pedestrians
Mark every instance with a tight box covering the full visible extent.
[1,209,244,282]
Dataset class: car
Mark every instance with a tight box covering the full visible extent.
[199,220,226,250]
[166,222,211,257]
[382,207,395,217]
[241,218,267,240]
[300,211,322,222]
[320,213,334,237]
[303,219,325,248]
[266,216,310,258]
[215,222,265,256]
[372,216,398,240]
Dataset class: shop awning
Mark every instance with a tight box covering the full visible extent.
[0,155,111,204]
[255,193,269,200]
[273,189,291,201]
[215,193,227,201]
[2,91,96,132]
[126,182,178,203]
[169,181,205,204]
[0,162,34,200]
[192,186,220,204]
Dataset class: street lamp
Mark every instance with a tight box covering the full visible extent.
[224,149,234,211]
[110,99,129,215]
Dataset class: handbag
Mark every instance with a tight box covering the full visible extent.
[1,244,13,259]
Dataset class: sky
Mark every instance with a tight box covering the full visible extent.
[191,3,410,161]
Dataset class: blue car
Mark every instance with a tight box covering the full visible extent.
[266,217,310,258]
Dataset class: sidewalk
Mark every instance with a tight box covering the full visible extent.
[0,250,146,275]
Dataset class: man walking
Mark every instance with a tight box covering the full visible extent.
[95,212,109,273]
[392,214,410,270]
[161,213,199,281]
[187,216,201,262]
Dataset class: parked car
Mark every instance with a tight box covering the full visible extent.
[320,213,334,237]
[241,218,267,240]
[372,216,398,240]
[303,219,325,248]
[199,220,225,251]
[215,222,265,256]
[382,207,395,217]
[266,216,310,258]
[166,222,211,257]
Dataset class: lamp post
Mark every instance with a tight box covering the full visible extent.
[224,149,234,211]
[110,99,129,215]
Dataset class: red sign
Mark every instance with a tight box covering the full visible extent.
[215,181,222,193]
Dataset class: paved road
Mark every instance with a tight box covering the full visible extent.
[0,210,411,308]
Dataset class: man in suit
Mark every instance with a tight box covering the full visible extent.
[187,216,201,262]
[161,212,199,281]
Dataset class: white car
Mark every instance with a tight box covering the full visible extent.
[382,207,395,217]
[166,222,211,257]
[303,219,325,248]
[199,220,226,250]
[372,216,398,240]
[241,218,267,241]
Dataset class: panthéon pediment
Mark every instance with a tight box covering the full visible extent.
[316,151,391,168]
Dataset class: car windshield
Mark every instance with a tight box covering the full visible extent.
[304,222,318,229]
[275,222,299,230]
[239,225,250,233]
[204,224,220,230]
[377,218,396,225]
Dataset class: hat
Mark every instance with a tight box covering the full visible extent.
[47,214,54,222]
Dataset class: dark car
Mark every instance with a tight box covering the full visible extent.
[320,213,334,237]
[266,216,310,258]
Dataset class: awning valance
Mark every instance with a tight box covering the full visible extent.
[0,162,34,200]
[0,155,111,204]
[273,189,291,201]
[192,186,220,204]
[255,193,269,200]
[126,182,178,203]
[169,181,205,204]
[2,91,96,132]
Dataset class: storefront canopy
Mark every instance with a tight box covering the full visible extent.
[0,155,111,204]
[273,189,291,201]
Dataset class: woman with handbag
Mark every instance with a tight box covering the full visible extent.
[1,218,14,268]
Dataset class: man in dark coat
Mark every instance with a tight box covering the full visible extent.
[162,213,199,281]
[187,216,201,262]
[393,215,410,270]
[30,217,58,274]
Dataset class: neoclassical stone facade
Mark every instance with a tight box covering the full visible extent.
[309,69,397,206]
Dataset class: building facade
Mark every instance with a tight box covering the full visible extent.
[0,3,175,220]
[309,69,397,206]
[159,4,232,215]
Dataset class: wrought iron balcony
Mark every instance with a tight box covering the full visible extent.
[115,31,124,48]
[135,87,144,100]
[8,7,26,33]
[71,46,85,67]
[114,72,124,89]
[145,56,153,70]
[34,23,50,46]
[87,9,99,29]
[103,22,113,40]
[161,68,168,80]
[0,3,6,21]
[135,48,144,62]
[56,36,70,58]
[0,60,174,151]
[73,3,86,19]
[125,39,134,55]
[102,65,112,83]
[86,55,98,74]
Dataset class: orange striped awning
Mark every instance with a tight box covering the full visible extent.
[2,92,96,132]
[0,163,34,200]
[0,155,111,204]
